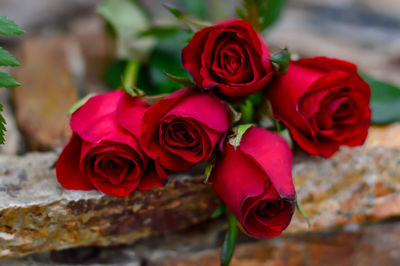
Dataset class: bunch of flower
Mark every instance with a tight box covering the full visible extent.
[56,7,371,264]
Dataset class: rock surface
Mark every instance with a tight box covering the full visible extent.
[13,35,79,150]
[1,124,400,258]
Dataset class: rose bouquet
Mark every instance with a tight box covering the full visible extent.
[55,0,375,264]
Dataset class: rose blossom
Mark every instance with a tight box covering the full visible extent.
[211,127,295,238]
[56,90,166,197]
[136,88,230,172]
[182,19,274,99]
[265,57,371,157]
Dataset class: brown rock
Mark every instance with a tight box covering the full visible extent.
[13,35,79,150]
[0,152,219,258]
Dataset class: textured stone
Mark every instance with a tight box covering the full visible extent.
[13,35,80,150]
[1,124,400,258]
[0,152,219,258]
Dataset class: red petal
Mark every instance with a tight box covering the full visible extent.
[70,90,125,144]
[238,127,295,199]
[56,133,94,190]
[117,94,149,140]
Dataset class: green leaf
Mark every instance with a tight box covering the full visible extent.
[163,3,210,30]
[97,0,155,61]
[137,26,179,39]
[296,201,311,229]
[69,93,96,115]
[0,104,6,144]
[0,71,20,88]
[122,85,145,97]
[228,124,253,150]
[221,213,238,266]
[163,3,185,19]
[164,72,195,88]
[278,128,293,149]
[179,0,207,20]
[0,15,25,36]
[362,74,400,124]
[237,0,287,32]
[0,47,20,66]
[267,48,290,75]
[204,153,216,183]
[211,203,226,219]
[260,0,287,30]
[227,104,242,124]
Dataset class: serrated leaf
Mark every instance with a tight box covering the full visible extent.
[0,47,19,66]
[228,124,253,150]
[296,201,311,229]
[268,48,290,75]
[221,213,238,266]
[97,0,155,61]
[69,93,96,115]
[211,203,226,219]
[0,15,25,36]
[0,104,6,144]
[164,72,195,88]
[361,74,400,124]
[0,71,20,88]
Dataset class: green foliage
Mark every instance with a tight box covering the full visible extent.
[0,72,20,88]
[0,15,25,36]
[211,203,226,219]
[178,0,207,20]
[237,0,287,32]
[0,47,20,66]
[164,72,195,88]
[97,0,155,61]
[0,15,24,144]
[296,201,311,229]
[221,214,238,266]
[268,48,290,75]
[69,94,96,115]
[137,26,179,39]
[362,75,400,124]
[229,124,253,150]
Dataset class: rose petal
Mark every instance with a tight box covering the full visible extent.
[56,133,94,190]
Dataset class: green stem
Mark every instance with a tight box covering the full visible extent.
[221,214,238,266]
[123,60,140,88]
[240,99,254,124]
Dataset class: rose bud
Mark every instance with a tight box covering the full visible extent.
[56,90,166,197]
[182,19,274,99]
[138,88,230,172]
[211,127,295,238]
[265,57,371,158]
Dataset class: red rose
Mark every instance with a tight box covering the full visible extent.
[137,88,230,172]
[56,90,166,197]
[211,127,295,238]
[265,57,371,157]
[182,19,274,99]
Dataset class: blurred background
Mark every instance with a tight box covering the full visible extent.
[1,0,400,265]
